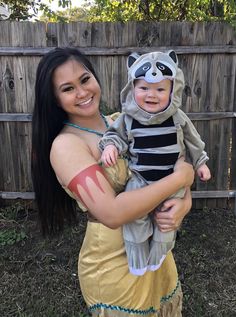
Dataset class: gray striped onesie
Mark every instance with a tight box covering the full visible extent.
[99,51,209,275]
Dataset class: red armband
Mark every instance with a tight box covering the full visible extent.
[67,164,107,208]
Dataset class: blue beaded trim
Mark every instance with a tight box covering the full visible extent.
[160,280,180,303]
[88,280,180,315]
[64,113,109,137]
[89,303,157,315]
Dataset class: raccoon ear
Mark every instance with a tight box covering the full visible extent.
[168,50,178,65]
[127,52,140,69]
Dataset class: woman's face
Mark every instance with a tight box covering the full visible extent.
[53,59,101,119]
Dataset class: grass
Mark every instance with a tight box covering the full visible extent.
[0,203,28,246]
[174,206,236,316]
[0,203,236,316]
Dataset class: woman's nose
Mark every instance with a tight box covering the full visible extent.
[75,86,86,98]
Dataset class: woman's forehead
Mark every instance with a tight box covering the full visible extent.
[53,59,90,84]
[56,59,88,74]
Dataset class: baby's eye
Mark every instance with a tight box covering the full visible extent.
[157,88,165,92]
[139,86,148,90]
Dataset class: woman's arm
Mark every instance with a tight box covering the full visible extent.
[154,188,192,232]
[50,133,194,229]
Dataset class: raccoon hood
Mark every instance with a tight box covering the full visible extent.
[120,50,185,125]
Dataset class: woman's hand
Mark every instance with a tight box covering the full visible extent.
[154,188,192,232]
[174,157,194,187]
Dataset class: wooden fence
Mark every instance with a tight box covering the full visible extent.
[0,21,235,210]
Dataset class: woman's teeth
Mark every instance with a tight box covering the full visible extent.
[79,98,92,106]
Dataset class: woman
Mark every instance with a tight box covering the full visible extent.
[31,47,194,317]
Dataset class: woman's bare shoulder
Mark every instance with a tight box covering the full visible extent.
[51,132,88,154]
[50,132,96,186]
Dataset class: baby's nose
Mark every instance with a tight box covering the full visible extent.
[148,91,158,98]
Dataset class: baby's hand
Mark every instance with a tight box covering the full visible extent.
[101,144,119,167]
[197,164,211,181]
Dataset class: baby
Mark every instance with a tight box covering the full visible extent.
[99,50,211,275]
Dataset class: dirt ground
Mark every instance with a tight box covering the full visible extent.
[1,202,236,317]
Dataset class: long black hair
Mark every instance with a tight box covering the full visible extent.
[31,47,101,235]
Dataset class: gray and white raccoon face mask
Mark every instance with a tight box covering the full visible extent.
[127,50,178,83]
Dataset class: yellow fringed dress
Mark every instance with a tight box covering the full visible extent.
[65,157,182,317]
[79,221,182,317]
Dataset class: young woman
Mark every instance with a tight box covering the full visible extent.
[31,47,194,317]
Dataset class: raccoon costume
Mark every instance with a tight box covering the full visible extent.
[99,50,209,275]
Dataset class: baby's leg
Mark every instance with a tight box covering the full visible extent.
[148,218,176,271]
[148,187,186,271]
[123,216,153,275]
[123,173,152,275]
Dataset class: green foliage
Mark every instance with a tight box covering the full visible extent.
[0,202,26,220]
[1,0,236,27]
[40,6,88,22]
[0,228,27,246]
[85,0,236,25]
[0,203,28,246]
[85,0,142,22]
[0,0,72,21]
[40,0,236,27]
[58,0,230,29]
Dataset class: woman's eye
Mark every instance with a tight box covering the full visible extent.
[81,76,90,84]
[62,86,73,92]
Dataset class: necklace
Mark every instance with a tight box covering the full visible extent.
[64,113,109,137]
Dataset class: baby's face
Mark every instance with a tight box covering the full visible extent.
[133,79,172,114]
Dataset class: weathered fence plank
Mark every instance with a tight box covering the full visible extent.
[2,45,236,56]
[1,190,235,199]
[0,21,47,46]
[0,21,47,201]
[0,113,32,121]
[1,112,235,122]
[1,190,235,216]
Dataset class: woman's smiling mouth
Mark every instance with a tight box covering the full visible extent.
[78,97,93,107]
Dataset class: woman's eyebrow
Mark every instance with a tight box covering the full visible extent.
[58,82,72,90]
